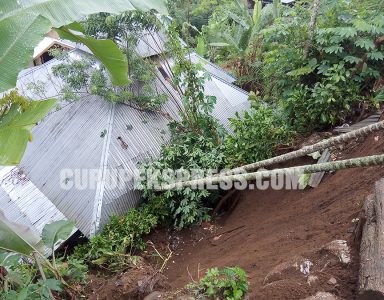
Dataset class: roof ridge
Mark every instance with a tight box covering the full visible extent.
[90,102,116,237]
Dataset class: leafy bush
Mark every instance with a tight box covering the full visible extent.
[73,207,158,269]
[281,61,363,133]
[224,105,293,167]
[187,266,249,300]
[141,131,225,228]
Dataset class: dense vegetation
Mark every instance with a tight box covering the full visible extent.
[1,0,384,298]
[194,0,384,134]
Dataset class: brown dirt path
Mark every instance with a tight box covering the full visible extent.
[162,131,384,299]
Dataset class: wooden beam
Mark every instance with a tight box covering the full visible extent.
[308,149,331,188]
[334,113,381,134]
[358,179,384,299]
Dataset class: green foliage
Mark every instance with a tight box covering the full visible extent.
[224,106,293,167]
[281,61,362,133]
[166,22,222,137]
[0,219,87,299]
[55,24,130,86]
[0,253,88,299]
[204,0,384,133]
[73,207,158,270]
[0,91,56,166]
[42,220,75,250]
[52,54,93,92]
[166,0,223,44]
[55,257,88,284]
[0,0,166,92]
[49,11,168,111]
[201,0,279,67]
[0,210,44,257]
[138,23,226,228]
[187,266,249,300]
[141,131,225,228]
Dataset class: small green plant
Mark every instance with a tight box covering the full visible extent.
[187,266,249,300]
[138,23,226,229]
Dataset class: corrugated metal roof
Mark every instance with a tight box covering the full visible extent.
[0,167,76,254]
[189,52,237,84]
[2,38,250,237]
[135,30,167,58]
[19,96,111,235]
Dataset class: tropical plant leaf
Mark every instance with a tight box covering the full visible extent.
[343,55,361,64]
[354,38,375,50]
[0,0,167,27]
[209,42,231,47]
[367,51,384,61]
[0,252,21,267]
[41,278,62,292]
[252,0,262,27]
[0,0,167,92]
[0,210,43,256]
[323,45,344,54]
[55,26,129,86]
[196,36,206,56]
[337,27,358,38]
[0,99,56,165]
[0,12,51,92]
[42,220,76,249]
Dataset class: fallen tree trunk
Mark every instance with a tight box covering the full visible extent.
[157,154,384,191]
[221,119,384,177]
[358,179,384,300]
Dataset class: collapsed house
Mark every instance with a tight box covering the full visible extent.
[0,31,250,241]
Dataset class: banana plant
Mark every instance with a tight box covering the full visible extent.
[205,0,280,58]
[0,210,76,298]
[0,92,56,165]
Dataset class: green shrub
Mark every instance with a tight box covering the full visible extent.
[73,207,158,269]
[141,131,225,228]
[187,266,249,300]
[224,105,293,168]
[281,62,363,133]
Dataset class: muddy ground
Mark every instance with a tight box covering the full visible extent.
[85,129,384,299]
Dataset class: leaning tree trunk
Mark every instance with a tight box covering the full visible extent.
[303,0,320,59]
[358,179,384,300]
[157,154,384,191]
[221,120,384,177]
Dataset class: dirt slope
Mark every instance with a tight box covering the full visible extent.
[162,131,384,299]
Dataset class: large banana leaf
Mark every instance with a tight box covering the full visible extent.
[42,220,75,250]
[55,26,128,86]
[0,210,43,256]
[0,0,167,92]
[0,99,56,165]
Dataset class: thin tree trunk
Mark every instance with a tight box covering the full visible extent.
[222,120,384,176]
[156,154,384,191]
[303,0,320,59]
